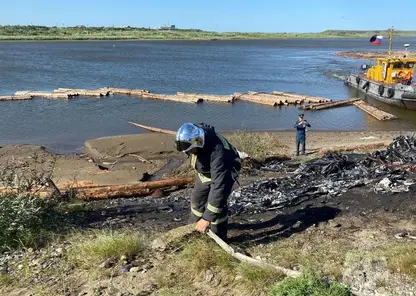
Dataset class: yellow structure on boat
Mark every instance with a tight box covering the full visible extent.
[344,26,416,110]
[366,57,416,85]
[364,27,415,85]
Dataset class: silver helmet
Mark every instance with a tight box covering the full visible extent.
[175,122,205,153]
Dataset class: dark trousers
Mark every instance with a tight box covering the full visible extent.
[296,135,306,155]
[189,175,234,241]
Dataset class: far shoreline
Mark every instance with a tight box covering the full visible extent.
[0,36,375,42]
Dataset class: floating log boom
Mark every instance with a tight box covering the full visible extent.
[272,91,332,103]
[0,95,33,101]
[353,100,397,121]
[301,97,360,110]
[54,88,111,97]
[15,91,73,99]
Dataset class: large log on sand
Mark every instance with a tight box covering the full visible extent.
[0,177,193,200]
[68,177,194,200]
[128,121,176,135]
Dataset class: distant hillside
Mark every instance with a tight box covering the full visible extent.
[0,25,415,41]
[322,30,416,37]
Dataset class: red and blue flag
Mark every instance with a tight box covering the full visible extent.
[370,35,383,45]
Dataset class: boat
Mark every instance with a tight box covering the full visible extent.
[344,27,416,110]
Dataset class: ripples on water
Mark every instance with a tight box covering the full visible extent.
[0,38,415,153]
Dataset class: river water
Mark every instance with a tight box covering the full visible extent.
[0,38,415,154]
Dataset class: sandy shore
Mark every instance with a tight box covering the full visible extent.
[0,130,409,187]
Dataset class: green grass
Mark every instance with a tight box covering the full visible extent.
[229,131,282,161]
[0,194,63,252]
[1,25,415,41]
[67,230,144,268]
[385,243,416,279]
[269,273,352,296]
[0,273,14,286]
[179,237,237,272]
[156,236,286,295]
[263,235,353,280]
[238,263,285,294]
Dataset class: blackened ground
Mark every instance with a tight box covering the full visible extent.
[65,180,416,245]
[227,186,416,246]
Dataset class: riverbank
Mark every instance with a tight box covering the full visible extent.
[1,130,415,296]
[1,26,416,41]
[0,130,406,187]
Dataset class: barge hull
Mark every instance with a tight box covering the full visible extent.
[345,75,416,111]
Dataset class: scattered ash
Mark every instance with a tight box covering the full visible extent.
[230,136,416,215]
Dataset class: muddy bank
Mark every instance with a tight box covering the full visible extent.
[0,131,407,187]
[336,51,416,61]
[85,130,403,159]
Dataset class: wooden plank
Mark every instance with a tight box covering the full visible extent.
[353,100,397,121]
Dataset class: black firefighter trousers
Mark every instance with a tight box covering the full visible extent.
[189,174,235,241]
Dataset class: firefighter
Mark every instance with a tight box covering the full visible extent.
[175,122,241,241]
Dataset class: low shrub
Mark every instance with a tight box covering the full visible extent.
[0,195,60,251]
[67,230,145,268]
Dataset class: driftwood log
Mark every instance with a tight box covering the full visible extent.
[0,177,193,200]
[128,121,176,135]
[74,177,193,200]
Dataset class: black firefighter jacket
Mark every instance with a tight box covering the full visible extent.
[191,123,241,222]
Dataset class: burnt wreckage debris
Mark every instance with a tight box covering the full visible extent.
[230,135,416,214]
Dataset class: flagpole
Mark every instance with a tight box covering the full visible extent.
[388,26,394,57]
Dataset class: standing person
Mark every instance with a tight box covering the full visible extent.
[175,122,241,241]
[294,114,311,156]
